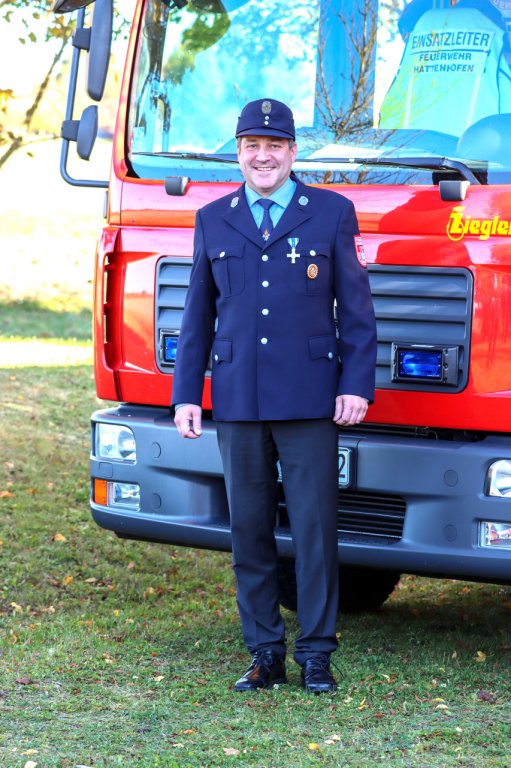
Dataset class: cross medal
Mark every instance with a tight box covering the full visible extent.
[287,238,300,264]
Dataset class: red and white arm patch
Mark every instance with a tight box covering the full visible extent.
[354,235,367,267]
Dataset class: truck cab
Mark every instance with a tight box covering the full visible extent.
[56,0,511,610]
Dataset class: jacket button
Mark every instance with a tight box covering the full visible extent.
[328,352,333,359]
[262,280,269,287]
[214,354,219,361]
[262,254,269,261]
[262,308,269,315]
[260,337,268,345]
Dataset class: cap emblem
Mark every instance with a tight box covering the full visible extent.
[261,100,272,115]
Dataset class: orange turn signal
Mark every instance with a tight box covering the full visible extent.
[94,478,108,506]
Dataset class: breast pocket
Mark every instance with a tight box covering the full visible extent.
[208,246,245,297]
[288,243,332,296]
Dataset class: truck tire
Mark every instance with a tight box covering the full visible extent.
[277,559,400,613]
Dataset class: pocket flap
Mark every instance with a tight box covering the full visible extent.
[209,247,244,262]
[212,338,232,363]
[309,335,338,360]
[305,243,331,259]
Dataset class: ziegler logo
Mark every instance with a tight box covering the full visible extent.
[447,205,511,241]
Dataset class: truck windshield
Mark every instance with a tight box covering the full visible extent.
[127,0,511,184]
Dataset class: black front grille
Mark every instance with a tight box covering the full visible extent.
[277,486,406,542]
[368,264,473,393]
[337,490,406,541]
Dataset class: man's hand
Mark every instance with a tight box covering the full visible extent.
[174,404,203,438]
[333,395,368,426]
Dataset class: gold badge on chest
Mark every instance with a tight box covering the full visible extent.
[307,263,318,279]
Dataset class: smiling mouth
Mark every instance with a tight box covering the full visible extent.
[254,166,275,172]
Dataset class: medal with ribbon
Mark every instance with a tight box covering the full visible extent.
[287,238,300,264]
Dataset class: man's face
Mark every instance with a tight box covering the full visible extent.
[237,135,297,196]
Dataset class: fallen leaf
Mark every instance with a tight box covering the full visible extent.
[16,678,34,686]
[23,762,38,768]
[476,689,496,703]
[10,602,23,613]
[52,533,67,543]
[223,747,240,756]
[0,490,14,498]
[308,743,321,751]
[475,650,487,663]
[62,575,74,587]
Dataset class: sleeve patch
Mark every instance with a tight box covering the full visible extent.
[354,235,367,267]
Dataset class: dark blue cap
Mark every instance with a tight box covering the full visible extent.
[235,99,295,140]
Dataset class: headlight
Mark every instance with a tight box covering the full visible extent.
[486,459,511,497]
[95,424,136,462]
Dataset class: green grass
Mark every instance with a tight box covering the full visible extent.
[1,351,511,767]
[1,210,510,766]
[0,299,92,341]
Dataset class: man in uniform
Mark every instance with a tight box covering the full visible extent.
[172,98,377,693]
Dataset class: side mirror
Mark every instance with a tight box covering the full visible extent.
[72,0,113,101]
[53,0,94,11]
[61,104,98,160]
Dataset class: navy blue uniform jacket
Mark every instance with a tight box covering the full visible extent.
[171,179,377,421]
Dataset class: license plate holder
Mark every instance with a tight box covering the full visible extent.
[277,446,355,488]
[338,446,354,488]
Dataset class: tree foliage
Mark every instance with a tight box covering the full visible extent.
[0,0,128,169]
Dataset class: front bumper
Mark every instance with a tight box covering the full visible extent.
[90,405,511,583]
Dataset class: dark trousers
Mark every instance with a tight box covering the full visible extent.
[216,419,339,665]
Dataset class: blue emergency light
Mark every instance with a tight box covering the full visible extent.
[391,343,459,386]
[398,349,443,380]
[160,331,180,364]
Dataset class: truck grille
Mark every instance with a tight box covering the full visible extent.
[368,265,472,392]
[336,490,406,541]
[155,257,193,371]
[277,487,406,542]
[155,260,473,391]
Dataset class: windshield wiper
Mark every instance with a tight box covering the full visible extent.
[135,150,481,184]
[134,151,239,164]
[303,155,481,185]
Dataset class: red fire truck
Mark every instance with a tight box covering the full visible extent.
[55,0,511,611]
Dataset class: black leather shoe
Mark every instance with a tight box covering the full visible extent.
[300,654,337,693]
[234,650,287,691]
